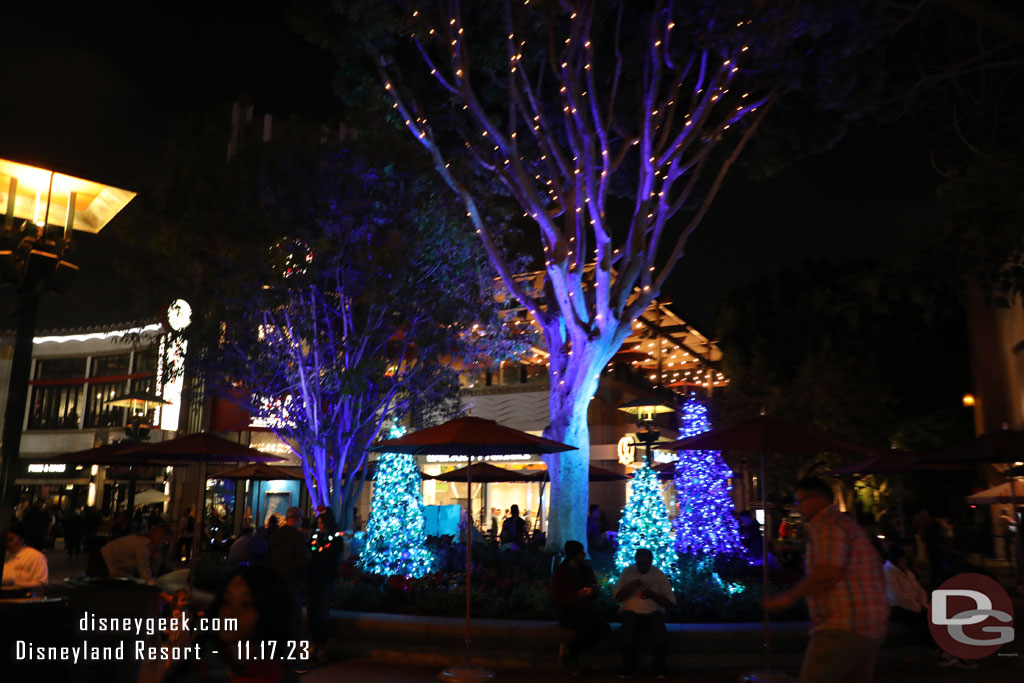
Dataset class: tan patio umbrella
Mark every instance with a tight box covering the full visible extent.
[967,481,1024,505]
[370,416,575,683]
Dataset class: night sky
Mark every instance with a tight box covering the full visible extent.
[0,4,946,334]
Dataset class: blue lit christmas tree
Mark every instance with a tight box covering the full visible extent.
[615,461,680,582]
[358,427,435,578]
[673,396,742,557]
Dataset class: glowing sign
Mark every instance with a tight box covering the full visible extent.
[617,434,639,466]
[27,463,67,473]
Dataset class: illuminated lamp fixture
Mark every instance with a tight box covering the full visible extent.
[962,394,976,407]
[617,396,674,465]
[0,159,135,570]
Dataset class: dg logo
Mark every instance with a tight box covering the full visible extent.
[928,573,1015,660]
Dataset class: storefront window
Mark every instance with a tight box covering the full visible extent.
[91,353,131,378]
[133,348,158,374]
[85,381,127,428]
[28,384,83,429]
[35,357,87,379]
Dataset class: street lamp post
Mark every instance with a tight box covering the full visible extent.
[0,159,134,571]
[617,396,675,466]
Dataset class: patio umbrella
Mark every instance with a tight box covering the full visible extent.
[133,488,170,505]
[663,414,869,683]
[430,461,535,483]
[370,416,575,683]
[921,429,1024,465]
[62,441,158,513]
[967,481,1024,505]
[650,461,683,481]
[827,449,966,474]
[127,433,286,572]
[921,429,1024,573]
[213,463,303,529]
[431,462,534,519]
[827,450,966,543]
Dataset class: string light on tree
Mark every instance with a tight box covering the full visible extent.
[615,463,679,583]
[358,426,435,578]
[673,395,742,557]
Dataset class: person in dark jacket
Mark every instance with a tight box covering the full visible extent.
[550,540,610,675]
[307,508,343,666]
[268,507,309,646]
[499,504,528,548]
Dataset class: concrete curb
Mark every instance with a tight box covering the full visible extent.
[326,611,822,670]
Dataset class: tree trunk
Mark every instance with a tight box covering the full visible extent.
[542,365,601,553]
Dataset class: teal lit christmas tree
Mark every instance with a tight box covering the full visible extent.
[673,396,741,557]
[615,462,680,582]
[358,427,435,578]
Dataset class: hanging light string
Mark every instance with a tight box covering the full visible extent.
[381,0,776,380]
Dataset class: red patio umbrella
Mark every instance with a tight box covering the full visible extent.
[663,414,869,683]
[126,433,286,571]
[430,461,535,483]
[828,449,967,475]
[370,416,574,683]
[62,441,163,513]
[920,429,1024,465]
[213,463,303,530]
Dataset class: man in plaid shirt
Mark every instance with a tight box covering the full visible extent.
[763,476,888,682]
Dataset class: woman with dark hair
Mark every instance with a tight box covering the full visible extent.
[164,565,301,682]
[306,507,343,667]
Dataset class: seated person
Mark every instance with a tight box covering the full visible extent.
[551,540,610,675]
[613,548,676,679]
[2,522,48,593]
[883,544,976,670]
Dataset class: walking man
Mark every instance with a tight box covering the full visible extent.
[763,476,888,683]
[612,548,675,679]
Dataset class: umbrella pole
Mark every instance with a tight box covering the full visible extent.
[127,466,137,521]
[465,450,472,668]
[189,459,206,583]
[761,450,772,672]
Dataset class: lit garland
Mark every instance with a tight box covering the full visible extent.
[358,426,435,578]
[673,396,742,557]
[615,462,679,583]
[310,530,340,553]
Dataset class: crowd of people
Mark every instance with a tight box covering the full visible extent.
[550,477,989,680]
[4,481,1016,682]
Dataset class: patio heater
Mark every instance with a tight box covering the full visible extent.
[0,159,135,570]
[617,396,675,466]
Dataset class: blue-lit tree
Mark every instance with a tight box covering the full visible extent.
[359,428,435,578]
[340,1,791,550]
[615,463,679,583]
[315,0,888,549]
[175,129,527,530]
[673,396,742,557]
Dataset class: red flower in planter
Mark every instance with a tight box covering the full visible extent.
[387,575,410,591]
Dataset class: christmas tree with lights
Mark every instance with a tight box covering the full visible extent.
[615,462,680,582]
[673,395,742,557]
[358,428,435,578]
